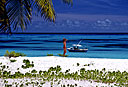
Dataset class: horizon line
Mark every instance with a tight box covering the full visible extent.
[1,32,128,34]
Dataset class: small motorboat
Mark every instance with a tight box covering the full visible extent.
[67,40,88,52]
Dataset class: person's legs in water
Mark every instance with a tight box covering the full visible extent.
[63,48,67,56]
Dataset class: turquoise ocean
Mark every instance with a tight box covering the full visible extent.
[0,34,128,59]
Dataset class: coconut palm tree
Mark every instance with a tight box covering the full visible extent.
[0,0,73,34]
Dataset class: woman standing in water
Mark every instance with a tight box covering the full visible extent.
[63,38,67,56]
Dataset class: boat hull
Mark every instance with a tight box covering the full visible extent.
[68,49,88,52]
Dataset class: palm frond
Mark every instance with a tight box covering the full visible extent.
[34,0,73,22]
[0,0,11,33]
[0,0,73,33]
[7,0,32,31]
[34,0,55,22]
[62,0,73,6]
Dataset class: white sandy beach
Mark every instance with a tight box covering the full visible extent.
[0,56,128,87]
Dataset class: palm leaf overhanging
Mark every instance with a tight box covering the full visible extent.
[0,0,11,33]
[7,0,32,31]
[34,0,55,22]
[0,0,73,33]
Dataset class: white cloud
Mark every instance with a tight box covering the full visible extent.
[95,19,112,27]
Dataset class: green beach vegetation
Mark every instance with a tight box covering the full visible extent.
[47,54,69,57]
[47,54,54,56]
[58,54,68,57]
[0,59,128,87]
[22,59,34,69]
[10,59,17,63]
[4,50,26,58]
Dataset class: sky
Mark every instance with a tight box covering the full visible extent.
[17,0,128,33]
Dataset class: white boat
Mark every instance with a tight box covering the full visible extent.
[67,40,88,52]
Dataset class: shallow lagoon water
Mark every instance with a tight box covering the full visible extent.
[0,34,128,59]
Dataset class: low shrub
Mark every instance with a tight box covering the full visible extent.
[4,50,26,58]
[22,59,34,69]
[47,54,53,56]
[1,65,128,87]
[77,63,80,66]
[10,59,17,63]
[58,54,68,57]
[31,69,37,73]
